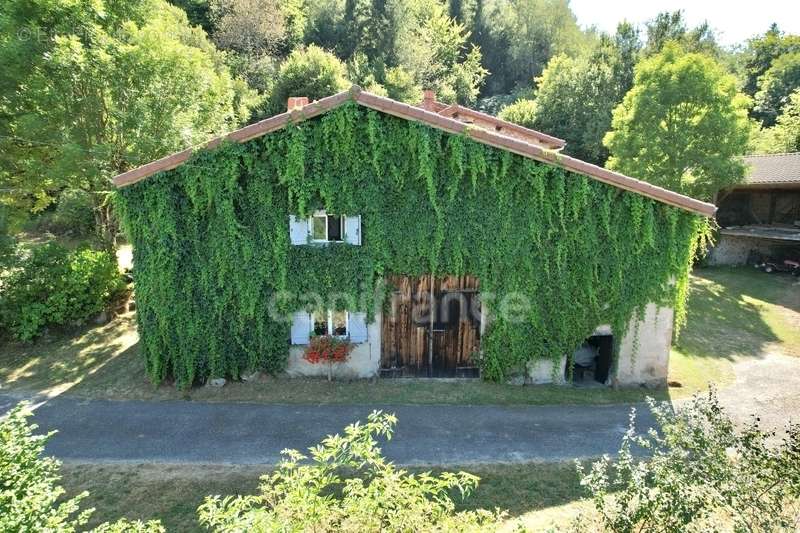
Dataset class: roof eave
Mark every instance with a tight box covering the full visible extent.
[112,85,716,218]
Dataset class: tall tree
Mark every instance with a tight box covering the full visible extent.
[0,0,254,238]
[394,0,487,104]
[752,51,800,126]
[742,24,800,98]
[477,0,590,95]
[499,24,640,165]
[604,44,750,200]
[643,11,719,57]
[751,87,800,153]
[522,51,618,164]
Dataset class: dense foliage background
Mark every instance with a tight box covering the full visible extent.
[2,0,798,239]
[118,103,706,387]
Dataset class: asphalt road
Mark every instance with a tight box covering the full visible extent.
[0,394,655,465]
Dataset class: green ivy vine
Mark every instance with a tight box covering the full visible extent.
[117,102,708,388]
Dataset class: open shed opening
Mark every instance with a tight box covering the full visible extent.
[568,335,614,385]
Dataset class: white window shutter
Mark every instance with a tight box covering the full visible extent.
[348,312,368,343]
[344,215,361,245]
[290,311,311,344]
[289,215,309,245]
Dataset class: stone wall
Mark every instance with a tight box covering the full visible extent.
[515,304,673,387]
[286,312,382,379]
[707,234,773,266]
[613,303,674,387]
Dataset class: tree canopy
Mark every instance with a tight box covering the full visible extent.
[0,0,254,231]
[604,44,750,200]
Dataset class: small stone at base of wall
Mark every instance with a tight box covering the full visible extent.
[207,378,226,387]
[506,375,525,386]
[240,371,261,382]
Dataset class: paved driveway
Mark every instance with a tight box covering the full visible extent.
[2,350,799,465]
[0,394,655,465]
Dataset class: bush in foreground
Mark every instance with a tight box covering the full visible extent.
[0,403,163,532]
[575,389,800,532]
[0,243,126,340]
[198,411,504,531]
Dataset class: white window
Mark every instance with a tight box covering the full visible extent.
[288,212,361,245]
[312,308,349,337]
[291,310,368,344]
[310,211,344,243]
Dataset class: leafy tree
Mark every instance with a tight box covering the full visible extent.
[612,21,642,98]
[383,66,423,103]
[170,0,213,32]
[604,44,750,200]
[500,25,639,165]
[198,411,504,531]
[529,54,617,163]
[266,45,350,116]
[497,98,536,127]
[742,24,800,99]
[0,402,164,532]
[574,390,800,532]
[753,51,800,126]
[643,10,719,57]
[394,0,487,104]
[0,0,255,240]
[476,0,591,95]
[209,0,288,57]
[751,87,800,153]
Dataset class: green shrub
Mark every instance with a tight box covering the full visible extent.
[0,243,125,340]
[0,205,15,270]
[37,190,96,237]
[266,45,350,116]
[0,402,163,532]
[574,389,800,532]
[199,411,505,531]
[497,98,537,128]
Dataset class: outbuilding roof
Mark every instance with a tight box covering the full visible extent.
[112,86,716,217]
[742,152,800,187]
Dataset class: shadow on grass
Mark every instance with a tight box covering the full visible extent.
[0,315,141,396]
[675,266,799,361]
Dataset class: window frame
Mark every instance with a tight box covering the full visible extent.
[311,309,349,339]
[309,210,344,243]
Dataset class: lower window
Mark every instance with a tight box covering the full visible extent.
[313,309,348,337]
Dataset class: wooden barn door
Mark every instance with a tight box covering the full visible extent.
[381,275,481,377]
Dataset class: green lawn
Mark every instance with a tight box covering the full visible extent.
[60,461,590,532]
[2,266,798,405]
[669,266,800,396]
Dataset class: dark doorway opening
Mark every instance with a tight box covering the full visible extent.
[567,334,613,384]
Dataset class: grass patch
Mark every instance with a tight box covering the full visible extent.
[60,462,589,532]
[667,266,800,397]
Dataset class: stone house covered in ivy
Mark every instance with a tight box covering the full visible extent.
[114,86,715,389]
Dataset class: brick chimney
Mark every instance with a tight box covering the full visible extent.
[287,96,309,111]
[421,89,436,110]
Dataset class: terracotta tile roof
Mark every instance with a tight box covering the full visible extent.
[435,103,566,149]
[112,86,716,217]
[742,153,800,186]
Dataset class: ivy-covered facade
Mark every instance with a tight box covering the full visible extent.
[115,90,712,389]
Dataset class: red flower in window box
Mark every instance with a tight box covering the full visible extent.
[304,335,355,380]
